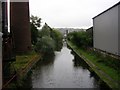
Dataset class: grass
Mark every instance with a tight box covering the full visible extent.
[67,40,120,88]
[12,50,40,71]
[78,48,119,81]
[6,50,42,88]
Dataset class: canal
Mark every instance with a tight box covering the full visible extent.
[24,42,109,89]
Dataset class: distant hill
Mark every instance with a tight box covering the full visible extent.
[54,28,86,35]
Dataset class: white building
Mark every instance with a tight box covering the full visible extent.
[93,2,120,56]
[0,1,2,90]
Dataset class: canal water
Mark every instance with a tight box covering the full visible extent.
[25,42,109,89]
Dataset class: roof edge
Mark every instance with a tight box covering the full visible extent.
[93,1,120,19]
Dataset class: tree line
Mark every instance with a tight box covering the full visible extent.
[30,15,63,55]
[67,31,93,49]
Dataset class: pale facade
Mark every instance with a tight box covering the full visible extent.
[93,2,120,56]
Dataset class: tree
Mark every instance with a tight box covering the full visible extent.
[36,23,63,54]
[31,23,38,45]
[67,31,92,48]
[30,15,41,45]
[35,36,55,54]
[39,23,51,37]
[51,29,63,51]
[30,15,41,28]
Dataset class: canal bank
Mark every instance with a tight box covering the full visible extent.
[3,51,42,88]
[67,41,119,89]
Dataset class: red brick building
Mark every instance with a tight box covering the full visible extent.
[10,1,31,53]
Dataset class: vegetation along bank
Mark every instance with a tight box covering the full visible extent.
[67,31,120,89]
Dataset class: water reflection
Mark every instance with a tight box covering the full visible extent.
[23,44,110,89]
[22,71,33,88]
[30,53,55,88]
[72,50,111,89]
[39,53,55,66]
[73,52,89,69]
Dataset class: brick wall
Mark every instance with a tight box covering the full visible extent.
[10,2,31,53]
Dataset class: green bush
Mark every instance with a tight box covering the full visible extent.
[51,29,63,51]
[35,36,55,54]
[67,31,92,48]
[34,23,63,54]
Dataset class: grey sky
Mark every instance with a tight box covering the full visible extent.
[29,0,119,29]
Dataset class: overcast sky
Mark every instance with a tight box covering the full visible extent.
[29,0,119,29]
